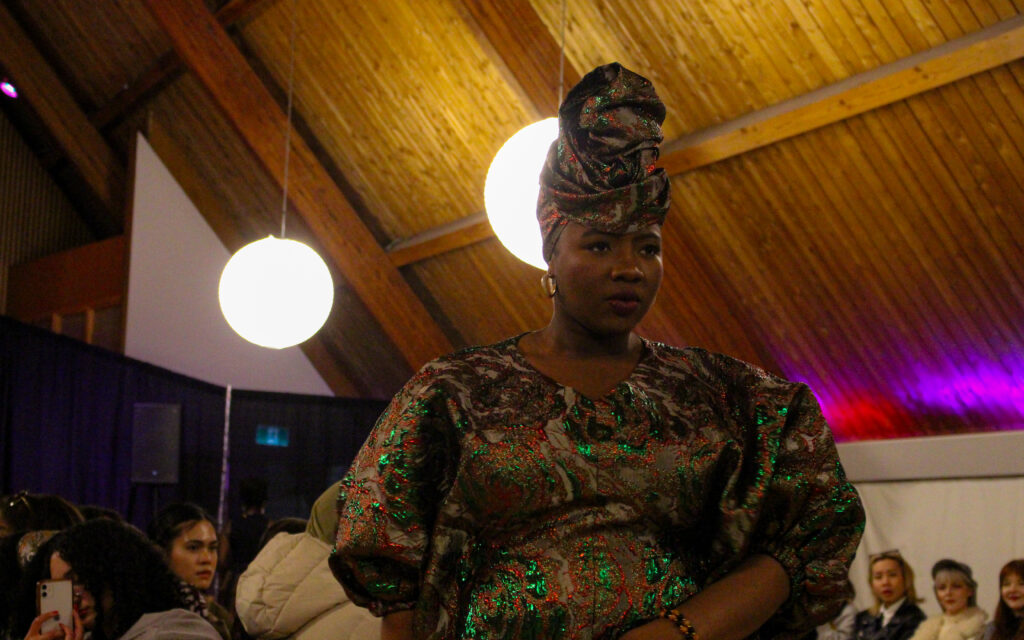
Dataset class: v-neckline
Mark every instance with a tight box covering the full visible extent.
[510,333,650,403]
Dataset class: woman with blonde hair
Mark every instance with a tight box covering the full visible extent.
[854,550,925,640]
[909,559,987,640]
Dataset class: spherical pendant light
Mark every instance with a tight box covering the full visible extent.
[218,236,334,349]
[484,117,558,270]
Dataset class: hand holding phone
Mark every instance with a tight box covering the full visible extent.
[36,579,73,636]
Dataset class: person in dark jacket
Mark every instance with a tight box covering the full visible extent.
[855,550,926,640]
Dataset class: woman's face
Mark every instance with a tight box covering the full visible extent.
[548,222,663,338]
[870,558,907,606]
[934,572,972,615]
[1001,571,1024,614]
[49,552,98,630]
[167,520,218,590]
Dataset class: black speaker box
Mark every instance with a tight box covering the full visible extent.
[131,403,181,484]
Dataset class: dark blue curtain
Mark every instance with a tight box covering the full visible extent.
[0,315,386,529]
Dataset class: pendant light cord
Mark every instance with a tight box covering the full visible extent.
[281,0,297,239]
[558,0,566,106]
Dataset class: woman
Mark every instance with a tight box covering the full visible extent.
[330,62,865,640]
[20,519,220,640]
[854,551,926,640]
[908,559,987,640]
[981,560,1024,640]
[147,503,232,640]
[235,482,379,640]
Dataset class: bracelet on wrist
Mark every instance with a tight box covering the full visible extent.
[660,608,699,640]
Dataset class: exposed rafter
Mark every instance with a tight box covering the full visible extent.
[90,0,279,131]
[0,2,123,235]
[143,0,452,370]
[459,0,581,118]
[388,14,1024,266]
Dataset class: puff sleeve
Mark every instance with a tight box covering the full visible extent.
[329,365,457,616]
[721,380,865,639]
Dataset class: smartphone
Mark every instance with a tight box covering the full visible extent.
[36,579,74,635]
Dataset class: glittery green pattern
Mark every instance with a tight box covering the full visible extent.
[330,336,865,639]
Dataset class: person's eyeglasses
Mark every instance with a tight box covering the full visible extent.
[870,548,903,563]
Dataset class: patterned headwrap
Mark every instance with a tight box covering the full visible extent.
[537,62,670,261]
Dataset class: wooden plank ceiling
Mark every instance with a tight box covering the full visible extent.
[1,0,1022,441]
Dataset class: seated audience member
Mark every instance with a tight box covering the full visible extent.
[981,560,1024,640]
[0,531,57,639]
[147,503,232,640]
[256,517,306,550]
[234,482,379,640]
[0,492,83,537]
[818,579,857,640]
[855,550,926,640]
[77,505,124,522]
[19,519,220,640]
[909,559,987,640]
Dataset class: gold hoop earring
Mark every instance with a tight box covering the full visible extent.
[541,273,557,297]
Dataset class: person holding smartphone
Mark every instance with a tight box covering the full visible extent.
[19,519,221,640]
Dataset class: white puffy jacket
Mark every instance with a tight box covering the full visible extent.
[235,532,380,640]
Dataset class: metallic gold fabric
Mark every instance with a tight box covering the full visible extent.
[331,336,864,640]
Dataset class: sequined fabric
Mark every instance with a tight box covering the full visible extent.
[538,63,671,261]
[331,336,864,640]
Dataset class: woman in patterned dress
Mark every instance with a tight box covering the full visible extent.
[330,62,865,640]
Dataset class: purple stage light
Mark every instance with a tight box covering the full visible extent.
[1,79,17,99]
[910,361,1024,416]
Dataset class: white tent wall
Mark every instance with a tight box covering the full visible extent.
[838,431,1024,617]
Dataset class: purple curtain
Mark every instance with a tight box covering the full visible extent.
[0,315,384,528]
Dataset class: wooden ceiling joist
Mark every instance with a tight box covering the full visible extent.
[0,2,123,235]
[459,0,581,117]
[390,14,1024,266]
[90,0,279,131]
[658,14,1024,174]
[143,0,452,370]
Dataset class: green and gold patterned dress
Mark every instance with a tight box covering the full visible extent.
[330,335,864,640]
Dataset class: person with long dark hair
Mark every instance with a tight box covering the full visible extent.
[330,62,865,640]
[147,503,232,640]
[982,560,1024,640]
[0,492,83,538]
[20,519,220,640]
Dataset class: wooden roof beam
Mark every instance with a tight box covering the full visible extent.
[458,0,580,117]
[659,14,1024,174]
[143,0,452,370]
[0,2,124,235]
[90,0,280,130]
[390,14,1024,265]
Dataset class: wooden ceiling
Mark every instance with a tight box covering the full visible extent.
[1,0,1022,441]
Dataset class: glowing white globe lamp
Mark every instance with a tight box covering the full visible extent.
[218,236,334,349]
[484,117,558,271]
